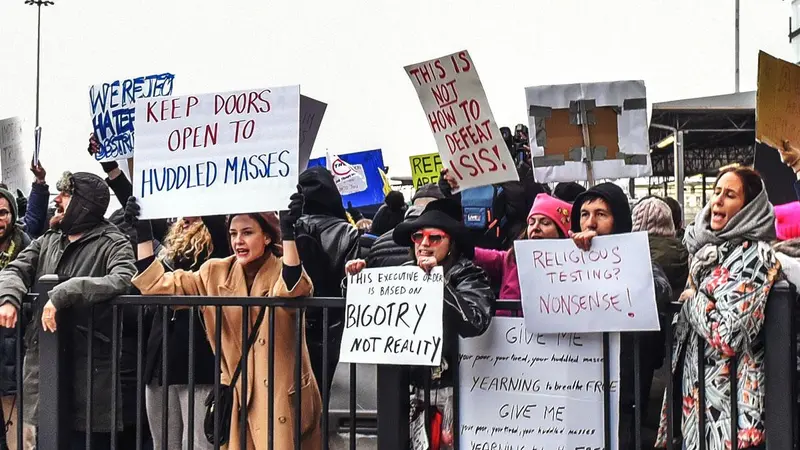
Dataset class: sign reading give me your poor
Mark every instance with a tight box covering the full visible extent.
[134,86,300,220]
[340,266,444,366]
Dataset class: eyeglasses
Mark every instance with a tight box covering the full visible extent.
[0,210,11,220]
[411,230,448,246]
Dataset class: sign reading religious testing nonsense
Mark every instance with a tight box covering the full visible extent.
[516,232,660,333]
[340,266,444,366]
[133,86,300,219]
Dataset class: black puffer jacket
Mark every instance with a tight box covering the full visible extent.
[406,257,493,387]
[366,230,412,268]
[0,226,32,397]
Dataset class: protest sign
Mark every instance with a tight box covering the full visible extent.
[405,50,518,191]
[0,117,28,195]
[460,317,620,450]
[756,51,800,152]
[299,96,326,171]
[515,232,660,333]
[133,85,300,219]
[89,73,175,162]
[409,152,442,189]
[525,80,651,183]
[327,151,368,196]
[308,149,387,208]
[340,266,444,366]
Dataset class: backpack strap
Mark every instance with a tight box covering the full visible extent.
[229,307,267,387]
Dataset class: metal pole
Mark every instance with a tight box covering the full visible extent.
[675,131,686,223]
[735,0,740,93]
[35,3,42,126]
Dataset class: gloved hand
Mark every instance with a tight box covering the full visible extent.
[280,191,304,241]
[87,133,119,173]
[15,190,27,218]
[125,196,153,244]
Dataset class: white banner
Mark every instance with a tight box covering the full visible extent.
[459,317,620,450]
[525,80,651,183]
[133,86,300,219]
[515,232,660,333]
[405,50,518,191]
[0,117,28,195]
[340,266,444,366]
[327,151,368,196]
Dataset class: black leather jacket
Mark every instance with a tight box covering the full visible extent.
[295,214,360,327]
[406,257,493,386]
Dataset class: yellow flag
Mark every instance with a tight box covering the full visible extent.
[377,167,392,196]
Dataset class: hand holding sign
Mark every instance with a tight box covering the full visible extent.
[516,232,660,334]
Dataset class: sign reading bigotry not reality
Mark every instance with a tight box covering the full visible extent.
[133,86,300,219]
[515,232,660,334]
[340,266,444,366]
[405,50,518,191]
[89,73,175,162]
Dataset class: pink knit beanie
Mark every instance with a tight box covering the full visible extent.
[775,201,800,241]
[528,194,572,237]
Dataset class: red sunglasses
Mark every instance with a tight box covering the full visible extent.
[411,230,449,246]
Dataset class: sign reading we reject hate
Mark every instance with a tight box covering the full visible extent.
[405,50,518,192]
[515,232,660,334]
[133,86,300,219]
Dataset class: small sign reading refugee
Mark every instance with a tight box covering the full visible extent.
[405,50,518,191]
[515,232,660,334]
[340,266,444,366]
[409,152,443,189]
[133,85,300,219]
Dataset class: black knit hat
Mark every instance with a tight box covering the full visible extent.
[393,199,473,258]
[570,182,632,235]
[553,182,586,203]
[412,183,444,202]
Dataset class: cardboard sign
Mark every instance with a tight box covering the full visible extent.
[89,73,175,162]
[133,86,300,219]
[299,96,326,171]
[756,51,800,151]
[515,232,660,333]
[525,81,651,183]
[0,117,28,195]
[409,152,443,189]
[459,317,620,450]
[340,266,444,366]
[308,149,387,208]
[405,50,518,191]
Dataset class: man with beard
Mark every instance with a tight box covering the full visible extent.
[0,171,135,450]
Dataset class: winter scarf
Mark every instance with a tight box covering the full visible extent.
[684,183,775,282]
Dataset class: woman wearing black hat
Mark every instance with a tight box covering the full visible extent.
[346,199,493,450]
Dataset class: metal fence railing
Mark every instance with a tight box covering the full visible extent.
[12,277,800,449]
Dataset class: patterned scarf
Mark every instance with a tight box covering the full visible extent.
[683,183,776,282]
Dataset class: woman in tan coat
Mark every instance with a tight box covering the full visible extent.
[132,204,322,450]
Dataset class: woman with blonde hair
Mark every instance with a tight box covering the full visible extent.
[132,193,321,450]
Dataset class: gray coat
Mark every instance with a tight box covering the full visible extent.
[0,221,135,431]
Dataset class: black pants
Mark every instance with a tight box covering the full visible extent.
[306,322,343,399]
[70,431,112,450]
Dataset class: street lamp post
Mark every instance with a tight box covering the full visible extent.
[24,0,54,166]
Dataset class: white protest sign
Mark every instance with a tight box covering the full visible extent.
[133,86,300,219]
[327,151,368,196]
[515,232,660,334]
[405,50,518,191]
[299,96,326,171]
[89,73,175,162]
[0,117,28,195]
[525,80,652,183]
[340,266,444,366]
[459,317,620,450]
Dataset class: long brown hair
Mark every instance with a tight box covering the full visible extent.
[159,219,214,268]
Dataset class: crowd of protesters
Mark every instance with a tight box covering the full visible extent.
[0,129,793,450]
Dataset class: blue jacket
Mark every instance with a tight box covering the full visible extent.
[22,181,49,239]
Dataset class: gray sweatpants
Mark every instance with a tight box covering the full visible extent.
[145,384,213,450]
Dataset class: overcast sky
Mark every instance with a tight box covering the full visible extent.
[0,0,794,196]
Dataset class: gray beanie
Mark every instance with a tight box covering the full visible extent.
[631,197,676,237]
